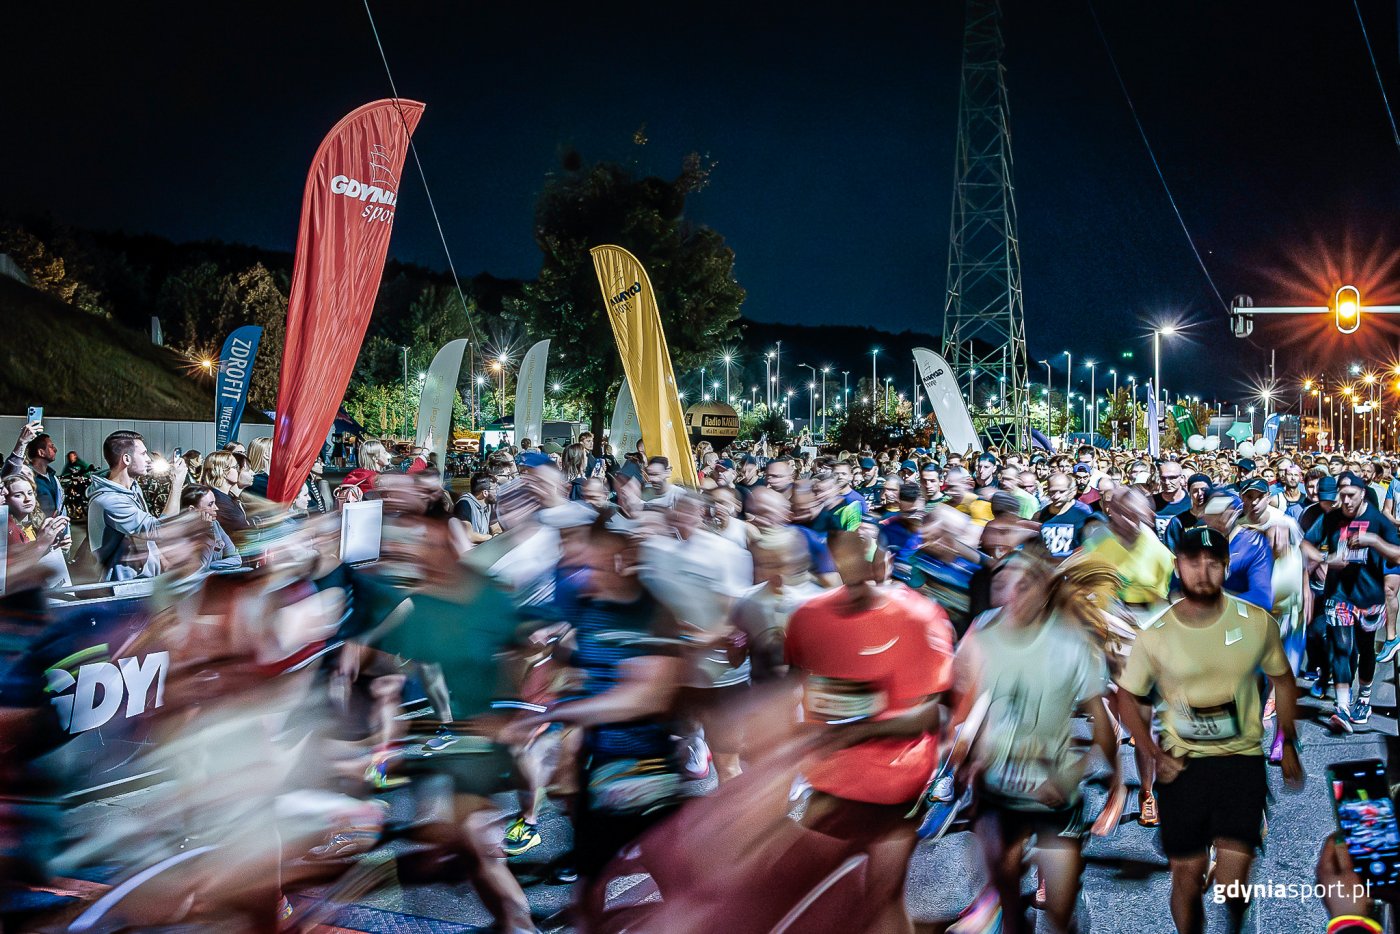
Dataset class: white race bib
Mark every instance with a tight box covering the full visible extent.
[805,676,887,721]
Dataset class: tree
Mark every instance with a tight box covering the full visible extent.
[156,262,287,410]
[505,153,745,450]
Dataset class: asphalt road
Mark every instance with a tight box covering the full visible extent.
[56,668,1396,933]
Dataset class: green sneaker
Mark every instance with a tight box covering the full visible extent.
[502,817,542,857]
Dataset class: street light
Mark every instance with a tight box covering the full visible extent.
[870,349,880,421]
[1154,326,1177,413]
[821,366,831,440]
[722,353,733,402]
[1085,361,1097,438]
[1062,350,1072,437]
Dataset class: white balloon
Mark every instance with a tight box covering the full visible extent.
[1187,434,1206,451]
[1254,437,1273,455]
[1204,435,1221,451]
[1238,441,1255,458]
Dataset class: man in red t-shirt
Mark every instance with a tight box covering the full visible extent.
[786,528,955,932]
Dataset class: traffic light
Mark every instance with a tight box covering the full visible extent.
[1335,284,1361,334]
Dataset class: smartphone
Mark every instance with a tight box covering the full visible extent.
[26,406,42,425]
[1328,758,1400,896]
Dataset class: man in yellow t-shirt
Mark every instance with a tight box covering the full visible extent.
[942,466,993,526]
[1117,525,1303,934]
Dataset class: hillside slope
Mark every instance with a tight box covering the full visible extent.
[0,276,217,419]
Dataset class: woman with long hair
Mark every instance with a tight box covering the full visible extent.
[338,440,393,504]
[4,474,71,586]
[245,437,273,498]
[200,450,253,539]
[950,543,1124,934]
[180,483,241,571]
[562,442,588,501]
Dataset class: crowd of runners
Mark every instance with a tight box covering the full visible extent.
[0,423,1397,933]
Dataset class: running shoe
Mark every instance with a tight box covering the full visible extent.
[1302,669,1321,682]
[1378,636,1400,664]
[1351,692,1372,725]
[551,863,579,885]
[365,752,408,790]
[948,888,1002,934]
[1267,729,1284,764]
[1137,790,1160,827]
[683,733,713,781]
[1262,694,1276,721]
[1329,706,1355,735]
[918,785,972,840]
[1308,680,1331,701]
[422,726,458,753]
[502,817,542,857]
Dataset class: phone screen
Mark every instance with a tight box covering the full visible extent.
[1330,758,1400,894]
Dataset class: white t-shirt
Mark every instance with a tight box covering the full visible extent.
[956,611,1109,809]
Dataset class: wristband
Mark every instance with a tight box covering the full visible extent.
[1327,914,1381,934]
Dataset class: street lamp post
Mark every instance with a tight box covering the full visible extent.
[1062,351,1072,438]
[1154,326,1176,413]
[1108,368,1118,447]
[722,354,733,404]
[1128,376,1138,448]
[871,349,880,421]
[821,367,831,440]
[1085,361,1097,439]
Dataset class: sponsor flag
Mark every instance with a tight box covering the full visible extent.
[1146,381,1160,458]
[415,338,467,472]
[267,99,424,502]
[1226,421,1253,443]
[514,339,550,447]
[214,325,263,448]
[1168,404,1198,446]
[913,348,981,454]
[1263,413,1282,445]
[589,245,697,486]
[610,379,642,459]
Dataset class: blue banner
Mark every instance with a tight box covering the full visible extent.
[1263,413,1282,445]
[215,325,263,448]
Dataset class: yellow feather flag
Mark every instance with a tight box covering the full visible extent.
[590,244,699,488]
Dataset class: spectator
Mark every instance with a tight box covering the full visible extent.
[61,451,94,476]
[87,429,185,581]
[181,449,204,479]
[5,422,63,518]
[223,441,246,455]
[563,442,589,500]
[338,439,393,503]
[245,437,272,497]
[453,471,499,543]
[199,450,252,537]
[179,483,240,571]
[4,474,71,586]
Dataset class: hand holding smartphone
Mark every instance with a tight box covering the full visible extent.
[1328,758,1400,898]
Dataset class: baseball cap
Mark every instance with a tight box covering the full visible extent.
[1187,472,1213,488]
[518,450,552,468]
[900,459,918,472]
[1072,463,1092,475]
[859,456,877,470]
[1337,471,1366,491]
[1316,475,1339,502]
[717,458,735,470]
[1240,477,1270,497]
[1175,525,1230,561]
[1236,458,1256,473]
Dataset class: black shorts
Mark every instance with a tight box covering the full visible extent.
[978,794,1089,844]
[1154,754,1267,857]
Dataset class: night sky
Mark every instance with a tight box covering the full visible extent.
[9,1,1400,404]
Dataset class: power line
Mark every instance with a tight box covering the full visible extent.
[362,0,481,348]
[1087,0,1230,316]
[1352,0,1400,156]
